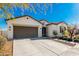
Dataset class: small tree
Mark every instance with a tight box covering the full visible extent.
[53,30,58,38]
[68,27,75,41]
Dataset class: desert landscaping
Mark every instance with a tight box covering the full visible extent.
[0,34,13,56]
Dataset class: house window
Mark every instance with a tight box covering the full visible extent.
[60,26,66,33]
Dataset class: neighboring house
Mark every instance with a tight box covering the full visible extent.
[73,24,79,34]
[6,15,68,39]
[46,22,68,37]
[0,28,7,37]
[0,29,2,35]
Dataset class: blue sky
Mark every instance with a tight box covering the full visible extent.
[0,3,79,30]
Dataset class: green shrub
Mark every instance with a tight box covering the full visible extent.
[74,35,79,42]
[53,30,58,37]
[63,30,70,38]
[0,35,7,50]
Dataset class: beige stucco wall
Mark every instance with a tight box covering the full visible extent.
[7,23,13,39]
[7,16,42,39]
[47,23,68,37]
[47,25,59,37]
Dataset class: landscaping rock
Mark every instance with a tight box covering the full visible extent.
[73,43,79,48]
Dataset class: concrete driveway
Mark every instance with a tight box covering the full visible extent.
[13,38,79,56]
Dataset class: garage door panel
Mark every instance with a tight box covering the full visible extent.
[14,26,38,39]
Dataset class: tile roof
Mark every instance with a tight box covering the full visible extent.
[46,22,66,26]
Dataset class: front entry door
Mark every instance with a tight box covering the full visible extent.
[42,27,46,37]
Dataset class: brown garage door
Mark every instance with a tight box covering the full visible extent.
[13,26,38,39]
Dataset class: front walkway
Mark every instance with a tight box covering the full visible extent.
[13,38,79,56]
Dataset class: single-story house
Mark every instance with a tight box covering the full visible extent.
[6,15,68,39]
